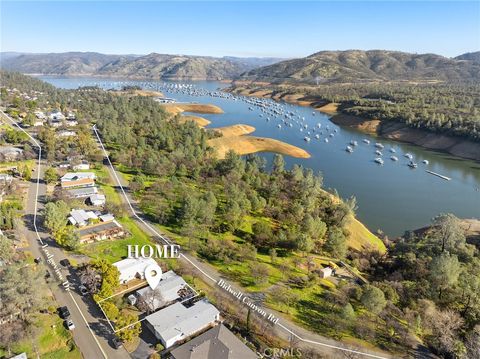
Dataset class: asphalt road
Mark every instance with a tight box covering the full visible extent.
[1,111,131,359]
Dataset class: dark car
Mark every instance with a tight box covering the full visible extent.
[34,257,42,264]
[112,337,123,349]
[59,259,71,267]
[58,306,70,319]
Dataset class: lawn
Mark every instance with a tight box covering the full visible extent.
[0,313,81,359]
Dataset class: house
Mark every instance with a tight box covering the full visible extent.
[72,161,90,170]
[68,209,99,227]
[49,120,62,128]
[10,353,28,359]
[319,267,333,279]
[0,174,13,184]
[57,130,76,137]
[76,219,124,244]
[113,257,158,284]
[0,147,23,161]
[65,120,78,127]
[170,324,257,359]
[34,111,46,119]
[66,186,98,199]
[61,172,95,189]
[89,193,106,206]
[48,110,65,121]
[33,120,44,127]
[136,270,188,311]
[145,300,220,349]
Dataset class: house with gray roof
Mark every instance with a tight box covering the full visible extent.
[170,324,257,359]
[136,270,187,311]
[145,300,220,349]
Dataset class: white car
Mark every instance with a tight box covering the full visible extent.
[66,319,75,330]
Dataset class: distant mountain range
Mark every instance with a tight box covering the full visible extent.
[239,50,480,84]
[1,50,478,83]
[0,52,283,80]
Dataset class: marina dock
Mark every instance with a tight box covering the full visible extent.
[426,170,451,181]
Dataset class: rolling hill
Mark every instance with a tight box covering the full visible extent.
[239,50,480,84]
[0,52,282,80]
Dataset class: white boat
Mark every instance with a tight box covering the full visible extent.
[374,158,384,165]
[375,150,383,156]
[375,143,384,149]
[389,148,396,153]
[324,138,329,143]
[329,133,334,137]
[350,140,358,146]
[277,124,281,129]
[346,146,354,153]
[315,134,320,139]
[304,137,311,142]
[422,160,429,165]
[390,156,398,161]
[363,139,371,144]
[317,123,322,128]
[404,153,413,160]
[408,161,418,169]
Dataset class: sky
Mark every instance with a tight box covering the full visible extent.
[1,1,479,58]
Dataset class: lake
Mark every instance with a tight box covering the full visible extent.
[40,76,480,237]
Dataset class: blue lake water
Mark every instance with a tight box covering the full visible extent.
[40,76,480,237]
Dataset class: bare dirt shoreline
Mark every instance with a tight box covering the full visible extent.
[230,87,480,162]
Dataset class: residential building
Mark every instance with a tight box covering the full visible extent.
[57,130,76,137]
[113,257,158,284]
[72,161,90,170]
[89,193,106,206]
[145,300,220,349]
[61,172,95,189]
[68,209,99,227]
[48,110,65,121]
[66,186,98,199]
[136,270,187,311]
[77,219,124,244]
[170,324,257,359]
[0,146,23,161]
[319,267,333,278]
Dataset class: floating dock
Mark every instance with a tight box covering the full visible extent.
[426,170,451,181]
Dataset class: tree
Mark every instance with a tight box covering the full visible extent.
[429,253,460,300]
[250,262,270,285]
[269,248,277,264]
[270,286,299,313]
[57,230,80,250]
[137,288,165,314]
[341,303,356,321]
[324,227,347,259]
[17,162,32,181]
[360,285,387,314]
[252,221,273,248]
[272,154,285,174]
[429,213,466,254]
[44,167,58,184]
[0,235,15,263]
[90,259,120,300]
[297,234,314,257]
[43,200,70,241]
[101,301,120,321]
[115,310,141,343]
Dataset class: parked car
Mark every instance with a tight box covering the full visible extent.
[58,306,70,319]
[59,259,71,267]
[79,285,88,295]
[34,257,42,264]
[66,319,75,330]
[112,337,123,349]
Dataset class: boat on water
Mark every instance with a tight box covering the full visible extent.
[315,134,320,139]
[350,140,358,146]
[375,150,383,156]
[325,138,329,143]
[304,137,311,142]
[389,148,396,153]
[329,133,334,137]
[363,139,371,144]
[408,161,418,169]
[277,124,281,128]
[346,146,354,153]
[405,153,413,160]
[316,123,322,128]
[375,143,385,149]
[422,160,429,165]
[390,156,399,161]
[375,158,384,165]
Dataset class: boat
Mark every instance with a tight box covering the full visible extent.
[375,143,384,149]
[389,148,396,153]
[324,138,329,143]
[375,150,383,156]
[422,160,429,165]
[315,134,320,139]
[363,139,371,144]
[346,146,354,153]
[374,158,384,165]
[350,140,358,146]
[404,153,413,160]
[316,123,322,128]
[408,161,418,169]
[304,137,311,142]
[390,156,398,161]
[329,133,334,137]
[277,124,281,129]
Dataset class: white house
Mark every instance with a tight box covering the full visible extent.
[65,120,78,127]
[61,172,96,189]
[113,257,158,284]
[72,161,90,171]
[67,186,98,199]
[57,130,76,137]
[68,209,99,227]
[319,267,333,279]
[136,270,187,311]
[145,300,220,349]
[49,110,65,121]
[0,147,23,161]
[89,193,106,206]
